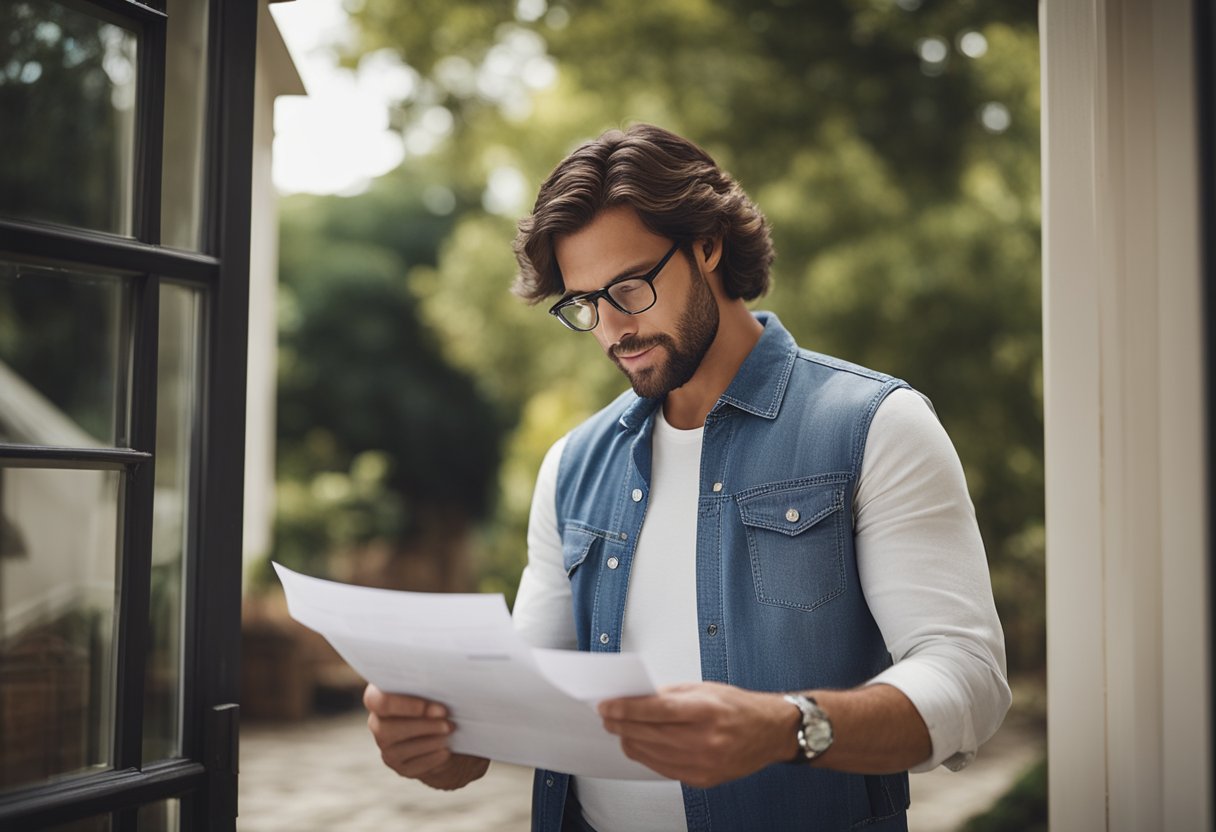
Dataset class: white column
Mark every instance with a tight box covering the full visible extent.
[1041,0,1210,828]
[1041,1,1108,826]
[1152,0,1210,826]
[244,15,279,568]
[245,0,305,567]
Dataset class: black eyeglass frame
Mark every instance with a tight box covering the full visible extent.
[548,242,682,331]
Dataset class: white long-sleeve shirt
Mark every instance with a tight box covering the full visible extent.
[513,388,1011,831]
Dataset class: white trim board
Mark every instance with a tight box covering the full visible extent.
[1041,0,1211,828]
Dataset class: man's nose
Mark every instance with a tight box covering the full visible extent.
[597,302,637,347]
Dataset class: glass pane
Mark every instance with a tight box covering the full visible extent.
[0,262,130,447]
[161,0,209,250]
[0,468,119,792]
[0,2,137,234]
[136,797,180,832]
[144,284,201,761]
[43,814,112,832]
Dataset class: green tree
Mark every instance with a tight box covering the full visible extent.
[266,167,506,588]
[0,2,133,231]
[331,0,1044,668]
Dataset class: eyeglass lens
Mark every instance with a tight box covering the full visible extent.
[557,278,656,330]
[558,300,598,330]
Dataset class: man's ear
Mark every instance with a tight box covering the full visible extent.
[701,237,724,272]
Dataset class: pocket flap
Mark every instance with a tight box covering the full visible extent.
[561,524,600,575]
[736,482,845,537]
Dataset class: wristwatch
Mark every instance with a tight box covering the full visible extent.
[783,693,834,762]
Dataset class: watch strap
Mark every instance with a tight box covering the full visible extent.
[783,693,834,763]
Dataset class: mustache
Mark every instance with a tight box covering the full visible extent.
[611,334,673,360]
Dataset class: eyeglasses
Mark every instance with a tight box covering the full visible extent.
[548,243,681,332]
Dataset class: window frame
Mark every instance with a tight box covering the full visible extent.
[1199,0,1216,810]
[0,0,256,827]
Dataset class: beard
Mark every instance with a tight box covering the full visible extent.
[610,263,720,400]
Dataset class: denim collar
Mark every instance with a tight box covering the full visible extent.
[618,311,796,430]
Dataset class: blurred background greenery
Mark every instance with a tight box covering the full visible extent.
[259,0,1042,683]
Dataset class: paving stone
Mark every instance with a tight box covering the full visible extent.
[239,708,1043,831]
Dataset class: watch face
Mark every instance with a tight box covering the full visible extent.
[786,694,833,759]
[807,718,833,751]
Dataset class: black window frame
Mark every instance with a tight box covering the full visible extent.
[1198,0,1216,816]
[0,0,256,828]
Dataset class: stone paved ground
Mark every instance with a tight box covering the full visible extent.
[906,711,1043,831]
[238,708,1043,831]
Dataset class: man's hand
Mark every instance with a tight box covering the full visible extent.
[363,684,490,791]
[597,682,797,789]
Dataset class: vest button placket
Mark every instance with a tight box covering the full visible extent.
[548,314,914,829]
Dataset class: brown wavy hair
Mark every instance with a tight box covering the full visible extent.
[513,124,775,302]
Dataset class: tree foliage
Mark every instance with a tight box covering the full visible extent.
[270,170,506,583]
[287,0,1043,669]
[0,2,134,232]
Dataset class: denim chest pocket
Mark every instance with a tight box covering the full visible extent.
[561,524,607,576]
[735,477,849,611]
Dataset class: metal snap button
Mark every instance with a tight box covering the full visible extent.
[712,482,723,492]
[607,556,620,570]
[631,488,643,502]
[785,508,800,523]
[707,623,719,636]
[599,632,610,644]
[620,532,628,540]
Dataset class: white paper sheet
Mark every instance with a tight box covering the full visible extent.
[273,563,664,780]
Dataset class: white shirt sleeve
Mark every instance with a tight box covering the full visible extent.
[512,434,578,650]
[855,388,1012,772]
[511,391,1012,774]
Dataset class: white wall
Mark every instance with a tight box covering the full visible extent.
[243,1,305,569]
[1041,0,1210,828]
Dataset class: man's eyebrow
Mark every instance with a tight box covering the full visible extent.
[565,258,660,296]
[608,260,656,283]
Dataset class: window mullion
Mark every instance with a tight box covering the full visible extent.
[112,0,167,778]
[133,8,166,245]
[0,447,152,469]
[0,760,205,828]
[112,275,160,773]
[0,220,220,282]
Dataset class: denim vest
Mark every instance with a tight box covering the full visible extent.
[531,313,911,832]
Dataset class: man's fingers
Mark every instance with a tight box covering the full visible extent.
[617,737,731,789]
[614,725,733,766]
[363,685,490,790]
[615,739,696,783]
[601,717,699,746]
[598,693,704,723]
[368,712,452,748]
[364,684,448,719]
[399,748,452,778]
[619,736,697,766]
[383,734,452,774]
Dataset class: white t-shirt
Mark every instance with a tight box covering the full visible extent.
[512,388,1011,832]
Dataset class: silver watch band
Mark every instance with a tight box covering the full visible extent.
[783,693,834,762]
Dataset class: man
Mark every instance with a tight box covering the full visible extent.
[364,124,1011,831]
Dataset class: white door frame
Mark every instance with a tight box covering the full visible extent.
[1041,0,1211,828]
